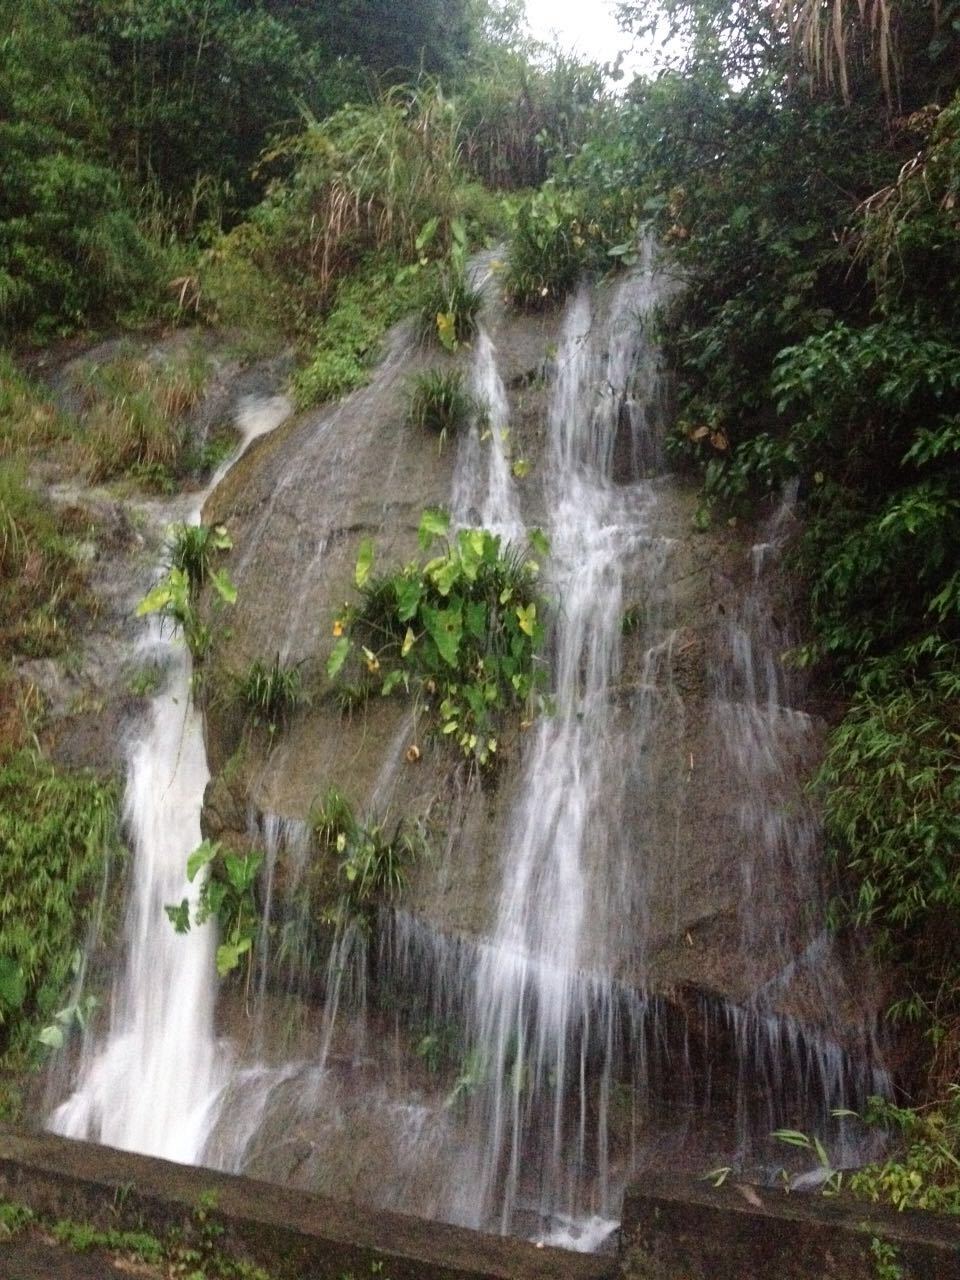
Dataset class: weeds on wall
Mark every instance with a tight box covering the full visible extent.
[136,521,236,667]
[166,839,263,981]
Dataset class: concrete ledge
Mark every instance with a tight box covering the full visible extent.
[0,1127,614,1280]
[622,1170,960,1279]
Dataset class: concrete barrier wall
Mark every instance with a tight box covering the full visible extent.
[621,1171,960,1280]
[0,1127,613,1280]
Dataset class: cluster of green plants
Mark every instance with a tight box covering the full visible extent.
[407,369,476,441]
[328,508,549,767]
[237,655,305,736]
[136,521,236,666]
[312,788,423,928]
[166,839,264,981]
[0,749,121,1061]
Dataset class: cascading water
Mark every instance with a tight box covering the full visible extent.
[49,393,291,1159]
[48,252,887,1249]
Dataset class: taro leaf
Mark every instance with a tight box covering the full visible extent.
[210,568,237,604]
[416,216,440,252]
[465,600,487,640]
[165,898,192,934]
[187,839,220,883]
[396,576,422,622]
[136,576,178,617]
[423,604,463,669]
[216,936,251,978]
[0,957,24,1011]
[327,637,351,679]
[382,669,405,695]
[38,1025,64,1049]
[516,602,537,637]
[529,527,550,558]
[224,851,261,893]
[418,507,450,549]
[355,537,375,589]
[430,556,461,597]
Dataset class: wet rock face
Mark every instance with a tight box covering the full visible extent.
[196,270,885,1232]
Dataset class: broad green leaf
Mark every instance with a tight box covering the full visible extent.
[415,216,440,252]
[396,576,422,621]
[136,579,176,617]
[451,217,467,249]
[529,528,550,559]
[418,507,450,550]
[38,1025,64,1049]
[516,602,537,637]
[355,537,375,588]
[210,568,237,605]
[465,600,487,639]
[211,525,233,550]
[382,669,404,695]
[423,604,463,668]
[165,898,191,934]
[512,458,530,479]
[187,840,220,883]
[327,637,351,679]
[216,938,251,977]
[430,556,461,596]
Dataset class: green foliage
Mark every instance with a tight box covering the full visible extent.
[504,184,592,309]
[329,509,548,766]
[849,1091,960,1216]
[137,521,235,665]
[416,216,483,350]
[237,656,304,734]
[0,463,90,664]
[0,750,120,1058]
[312,788,421,926]
[166,840,263,980]
[291,256,434,408]
[0,0,158,337]
[407,370,475,440]
[166,522,233,596]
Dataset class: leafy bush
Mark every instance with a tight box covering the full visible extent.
[328,509,548,766]
[849,1091,960,1214]
[407,370,475,440]
[166,522,233,596]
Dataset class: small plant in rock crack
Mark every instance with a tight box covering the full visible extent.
[327,508,550,767]
[136,521,236,665]
[407,369,475,443]
[166,840,263,979]
[237,654,305,734]
[312,787,421,926]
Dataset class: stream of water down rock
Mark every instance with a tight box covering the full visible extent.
[47,256,889,1252]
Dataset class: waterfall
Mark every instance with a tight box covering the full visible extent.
[48,393,291,1159]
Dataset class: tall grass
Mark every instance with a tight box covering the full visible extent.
[77,342,210,484]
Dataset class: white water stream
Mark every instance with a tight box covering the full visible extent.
[49,393,291,1158]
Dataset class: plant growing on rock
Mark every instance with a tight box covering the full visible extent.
[165,839,263,980]
[136,521,236,665]
[407,369,475,441]
[237,655,305,734]
[328,508,549,767]
[312,787,421,926]
[417,216,483,351]
[505,184,589,310]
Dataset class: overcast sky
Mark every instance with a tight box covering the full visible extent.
[521,0,656,78]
